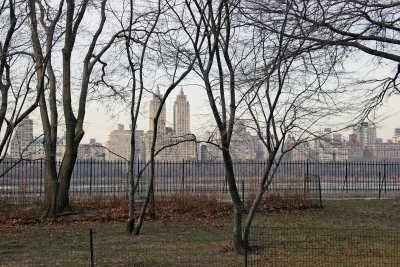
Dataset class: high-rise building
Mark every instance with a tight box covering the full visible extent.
[174,87,190,136]
[148,86,166,136]
[200,120,264,161]
[353,122,376,147]
[144,87,197,161]
[106,124,145,161]
[30,136,107,161]
[10,117,34,159]
[393,128,400,143]
[286,129,348,162]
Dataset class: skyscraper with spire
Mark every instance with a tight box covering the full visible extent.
[174,87,190,136]
[144,86,197,161]
[148,86,166,135]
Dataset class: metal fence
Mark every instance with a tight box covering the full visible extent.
[246,227,400,266]
[1,159,400,203]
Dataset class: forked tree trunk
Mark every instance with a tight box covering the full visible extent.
[242,155,278,251]
[56,146,78,213]
[43,162,58,216]
[221,148,245,254]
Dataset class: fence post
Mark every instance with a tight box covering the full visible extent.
[89,228,94,267]
[181,159,185,195]
[244,240,248,267]
[89,158,93,196]
[242,179,245,212]
[317,175,323,208]
[344,160,348,192]
[136,159,138,196]
[304,160,309,199]
[378,171,381,199]
[40,159,43,197]
[383,161,387,194]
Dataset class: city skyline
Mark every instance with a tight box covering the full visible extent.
[105,87,197,162]
[25,84,400,145]
[11,87,400,162]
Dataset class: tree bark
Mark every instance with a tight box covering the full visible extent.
[221,147,245,254]
[28,0,111,215]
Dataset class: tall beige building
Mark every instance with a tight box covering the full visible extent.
[144,87,197,161]
[10,117,34,159]
[105,124,146,161]
[148,86,166,136]
[174,87,190,136]
[106,124,131,161]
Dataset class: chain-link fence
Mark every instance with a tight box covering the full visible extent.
[246,227,400,266]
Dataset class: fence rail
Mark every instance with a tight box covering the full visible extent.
[1,159,400,203]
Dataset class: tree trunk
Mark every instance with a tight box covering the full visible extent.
[242,157,275,251]
[56,134,82,213]
[134,173,154,235]
[242,185,265,252]
[221,148,245,254]
[232,203,245,254]
[43,160,58,216]
[126,160,135,235]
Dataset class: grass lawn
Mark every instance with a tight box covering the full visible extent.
[0,198,399,266]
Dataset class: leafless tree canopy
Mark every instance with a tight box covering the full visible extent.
[0,1,43,162]
[243,0,400,108]
[2,0,399,254]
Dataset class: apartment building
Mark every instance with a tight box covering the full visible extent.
[143,87,197,161]
[10,117,34,159]
[105,124,145,161]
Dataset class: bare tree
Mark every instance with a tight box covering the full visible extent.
[98,0,201,234]
[122,0,162,235]
[238,0,365,249]
[132,0,203,235]
[248,0,400,111]
[169,0,367,254]
[170,0,248,253]
[28,0,118,215]
[0,0,43,162]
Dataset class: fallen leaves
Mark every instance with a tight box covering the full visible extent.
[257,194,322,214]
[220,241,234,253]
[0,194,321,227]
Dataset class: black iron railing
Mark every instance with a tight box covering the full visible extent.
[0,159,399,202]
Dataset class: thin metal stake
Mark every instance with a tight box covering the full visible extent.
[241,180,245,212]
[90,228,94,267]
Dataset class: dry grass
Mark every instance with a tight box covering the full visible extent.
[1,199,399,266]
